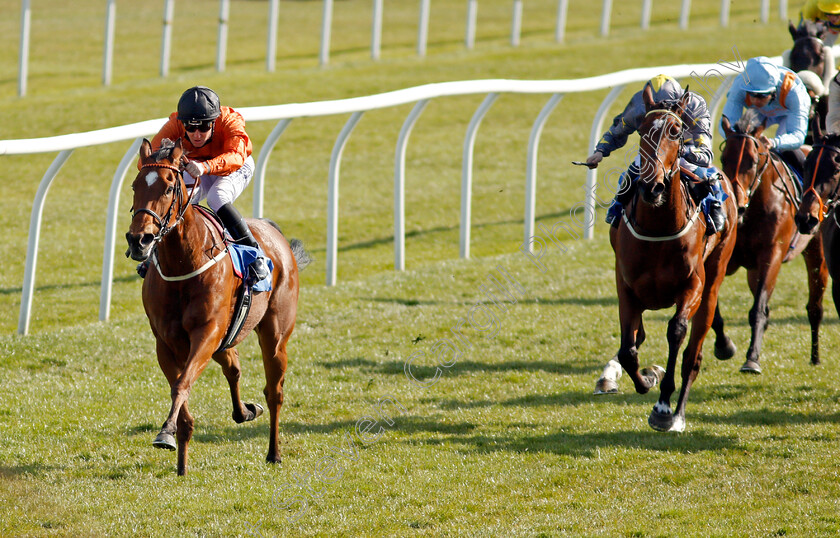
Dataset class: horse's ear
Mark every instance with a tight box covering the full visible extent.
[721,116,734,137]
[642,84,655,111]
[815,21,827,39]
[171,138,183,162]
[789,20,798,39]
[814,110,824,141]
[139,138,153,162]
[678,87,691,122]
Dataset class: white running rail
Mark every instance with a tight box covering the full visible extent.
[2,58,761,335]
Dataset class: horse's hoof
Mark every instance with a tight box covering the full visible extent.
[714,338,737,360]
[739,359,762,374]
[234,402,264,423]
[640,365,665,388]
[245,402,264,420]
[153,432,177,451]
[593,377,619,395]
[648,408,675,432]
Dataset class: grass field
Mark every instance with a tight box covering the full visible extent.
[3,0,840,536]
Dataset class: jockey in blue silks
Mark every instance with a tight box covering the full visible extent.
[720,56,810,183]
[587,74,727,236]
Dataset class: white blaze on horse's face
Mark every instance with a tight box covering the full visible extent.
[145,170,159,188]
[652,117,665,132]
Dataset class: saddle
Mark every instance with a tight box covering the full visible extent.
[192,205,255,353]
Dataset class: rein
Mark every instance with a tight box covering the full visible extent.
[804,143,840,221]
[725,133,771,209]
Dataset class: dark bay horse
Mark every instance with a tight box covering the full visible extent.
[125,138,310,475]
[788,20,830,143]
[789,20,827,76]
[795,125,840,320]
[715,112,827,373]
[602,86,737,432]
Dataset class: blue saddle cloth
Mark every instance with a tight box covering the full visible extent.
[227,244,274,292]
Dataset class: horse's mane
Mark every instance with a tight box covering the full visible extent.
[735,108,763,134]
[150,138,178,162]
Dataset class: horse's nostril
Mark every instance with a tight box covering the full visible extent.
[651,183,665,196]
[140,234,155,248]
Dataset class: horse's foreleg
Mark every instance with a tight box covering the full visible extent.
[213,348,264,424]
[803,236,827,365]
[152,340,182,452]
[711,304,736,360]
[741,253,783,374]
[156,331,217,453]
[176,401,194,476]
[667,239,733,432]
[612,277,661,394]
[649,277,703,432]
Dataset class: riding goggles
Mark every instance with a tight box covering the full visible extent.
[183,120,214,133]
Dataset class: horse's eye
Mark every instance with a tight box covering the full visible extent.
[166,185,174,195]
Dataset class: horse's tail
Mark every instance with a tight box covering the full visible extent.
[289,239,312,271]
[264,219,313,271]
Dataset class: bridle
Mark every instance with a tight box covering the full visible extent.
[131,162,197,243]
[641,109,685,187]
[722,133,771,210]
[803,143,840,222]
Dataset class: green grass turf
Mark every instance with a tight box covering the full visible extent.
[3,0,840,536]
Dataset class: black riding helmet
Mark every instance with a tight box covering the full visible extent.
[177,86,221,123]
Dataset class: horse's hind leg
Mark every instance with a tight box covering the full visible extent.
[594,320,647,395]
[711,304,736,360]
[257,334,288,464]
[803,236,827,365]
[213,348,264,424]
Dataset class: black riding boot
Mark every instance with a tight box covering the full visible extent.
[703,175,727,236]
[216,203,271,282]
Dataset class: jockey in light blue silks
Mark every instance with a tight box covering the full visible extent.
[586,75,727,236]
[720,56,810,182]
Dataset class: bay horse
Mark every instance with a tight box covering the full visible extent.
[789,20,827,77]
[795,123,840,321]
[714,111,827,373]
[125,138,310,476]
[600,85,737,432]
[787,20,830,144]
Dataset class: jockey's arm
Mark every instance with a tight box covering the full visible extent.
[594,94,641,158]
[773,88,810,151]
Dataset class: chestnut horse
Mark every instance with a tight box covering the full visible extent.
[714,112,827,374]
[601,86,737,432]
[795,125,840,320]
[125,138,310,475]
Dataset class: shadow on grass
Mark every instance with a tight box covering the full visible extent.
[429,429,739,456]
[0,463,64,478]
[334,209,573,253]
[188,416,477,444]
[320,356,600,377]
[0,274,137,295]
[694,409,840,426]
